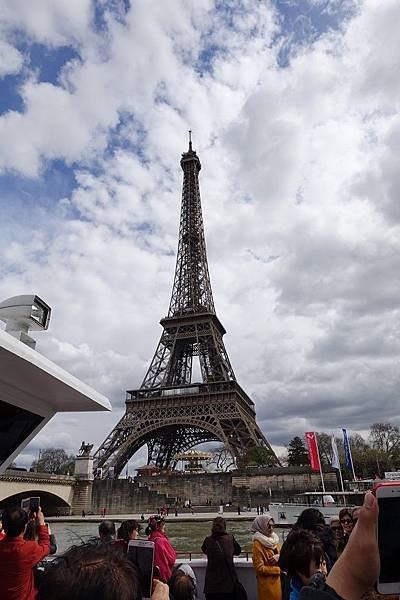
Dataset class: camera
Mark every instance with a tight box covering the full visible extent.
[0,295,51,348]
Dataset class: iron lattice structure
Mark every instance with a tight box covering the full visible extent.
[95,137,279,476]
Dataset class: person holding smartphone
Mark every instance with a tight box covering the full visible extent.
[0,506,50,600]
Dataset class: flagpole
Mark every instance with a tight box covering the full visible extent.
[342,428,357,482]
[315,434,326,493]
[338,465,346,505]
[331,433,346,505]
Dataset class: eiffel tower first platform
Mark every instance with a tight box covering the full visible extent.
[94,135,280,476]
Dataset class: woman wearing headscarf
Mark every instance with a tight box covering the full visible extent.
[252,514,282,600]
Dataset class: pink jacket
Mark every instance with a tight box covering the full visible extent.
[148,530,176,582]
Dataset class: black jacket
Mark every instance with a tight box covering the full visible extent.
[201,532,241,594]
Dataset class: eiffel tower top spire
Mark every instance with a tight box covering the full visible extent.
[168,134,215,317]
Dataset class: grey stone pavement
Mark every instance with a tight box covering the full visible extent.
[47,511,256,523]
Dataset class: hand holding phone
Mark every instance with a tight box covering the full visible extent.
[374,481,400,595]
[36,508,45,526]
[326,492,379,599]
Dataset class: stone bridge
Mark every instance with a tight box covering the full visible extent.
[0,470,78,515]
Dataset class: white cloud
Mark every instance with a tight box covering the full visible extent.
[0,40,23,77]
[0,0,93,47]
[2,0,400,467]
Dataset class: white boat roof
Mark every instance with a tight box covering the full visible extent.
[0,328,111,413]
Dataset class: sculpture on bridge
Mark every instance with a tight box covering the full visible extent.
[78,442,93,457]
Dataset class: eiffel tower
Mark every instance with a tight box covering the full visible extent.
[94,134,279,476]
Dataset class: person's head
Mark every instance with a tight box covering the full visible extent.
[211,516,226,535]
[330,516,342,540]
[296,508,325,531]
[169,564,197,600]
[339,508,354,535]
[284,529,326,584]
[1,507,29,538]
[98,520,116,541]
[38,543,142,600]
[251,514,275,538]
[144,514,165,536]
[117,520,141,542]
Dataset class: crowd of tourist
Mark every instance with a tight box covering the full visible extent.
[0,492,383,600]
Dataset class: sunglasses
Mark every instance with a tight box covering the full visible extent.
[340,519,353,524]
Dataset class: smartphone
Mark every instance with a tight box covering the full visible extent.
[21,497,40,514]
[127,540,155,599]
[29,497,40,513]
[374,481,400,595]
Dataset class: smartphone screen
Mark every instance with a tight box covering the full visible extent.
[21,498,30,512]
[30,497,40,513]
[127,541,154,598]
[378,496,400,583]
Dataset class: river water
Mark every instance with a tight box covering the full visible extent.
[49,520,285,556]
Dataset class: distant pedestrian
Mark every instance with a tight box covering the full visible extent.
[141,513,145,521]
[237,505,241,515]
[81,509,86,518]
[175,507,178,517]
[257,506,260,515]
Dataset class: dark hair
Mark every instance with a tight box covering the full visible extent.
[283,529,325,577]
[2,507,29,537]
[211,517,226,535]
[145,515,164,536]
[339,508,353,522]
[169,570,196,600]
[117,520,141,542]
[295,508,325,530]
[98,520,116,540]
[38,543,142,600]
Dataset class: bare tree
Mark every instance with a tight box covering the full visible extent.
[31,448,75,475]
[207,444,235,472]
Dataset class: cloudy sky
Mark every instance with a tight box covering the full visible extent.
[1,0,399,469]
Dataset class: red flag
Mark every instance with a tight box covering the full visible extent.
[305,432,321,472]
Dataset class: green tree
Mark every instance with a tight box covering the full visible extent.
[245,446,277,467]
[287,436,309,466]
[31,448,75,475]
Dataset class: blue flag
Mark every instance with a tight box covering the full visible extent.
[342,428,354,473]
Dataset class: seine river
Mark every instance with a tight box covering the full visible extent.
[49,519,285,556]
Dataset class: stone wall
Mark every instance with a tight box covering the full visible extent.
[91,479,168,514]
[136,472,232,505]
[136,467,339,508]
[90,467,339,513]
